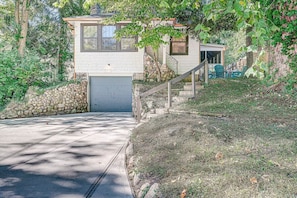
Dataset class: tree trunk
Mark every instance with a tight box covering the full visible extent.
[246,26,253,68]
[17,0,30,57]
[153,51,162,82]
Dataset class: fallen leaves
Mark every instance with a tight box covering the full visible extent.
[250,177,258,184]
[180,189,187,198]
[215,152,223,160]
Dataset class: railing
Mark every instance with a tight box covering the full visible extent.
[136,60,209,122]
[166,53,179,74]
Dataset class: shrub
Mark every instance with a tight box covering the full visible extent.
[0,48,49,109]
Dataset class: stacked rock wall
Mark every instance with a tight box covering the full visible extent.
[144,54,176,82]
[0,81,88,119]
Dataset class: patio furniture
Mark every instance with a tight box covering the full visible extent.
[214,64,225,78]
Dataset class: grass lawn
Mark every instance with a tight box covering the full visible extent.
[131,78,297,198]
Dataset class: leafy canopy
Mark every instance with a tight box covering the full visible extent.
[202,0,297,80]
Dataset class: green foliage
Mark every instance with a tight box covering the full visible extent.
[1,0,89,83]
[115,23,182,51]
[203,0,297,89]
[203,0,270,47]
[0,48,49,108]
[268,1,297,75]
[208,30,246,66]
[245,50,269,79]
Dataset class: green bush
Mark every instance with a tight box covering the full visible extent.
[0,48,49,109]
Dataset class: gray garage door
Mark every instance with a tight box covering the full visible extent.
[90,76,132,112]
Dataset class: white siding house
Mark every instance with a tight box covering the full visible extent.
[64,13,226,112]
[63,18,144,77]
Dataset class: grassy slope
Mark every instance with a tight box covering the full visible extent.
[131,78,297,198]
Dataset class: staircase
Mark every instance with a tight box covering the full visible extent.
[178,82,203,97]
[135,60,208,122]
[143,82,204,120]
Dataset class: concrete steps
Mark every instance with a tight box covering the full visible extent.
[178,82,203,97]
[141,81,204,121]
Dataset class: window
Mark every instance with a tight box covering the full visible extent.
[170,35,188,55]
[200,51,221,64]
[81,24,137,52]
[102,26,117,50]
[82,25,98,51]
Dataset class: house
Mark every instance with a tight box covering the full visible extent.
[63,6,226,113]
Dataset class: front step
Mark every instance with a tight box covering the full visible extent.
[144,108,169,120]
[180,82,203,97]
[179,90,199,97]
[140,81,204,121]
[183,83,203,91]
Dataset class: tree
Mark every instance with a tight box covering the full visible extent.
[25,0,89,81]
[0,0,16,49]
[15,0,30,57]
[202,0,297,88]
[202,0,269,68]
[0,0,93,107]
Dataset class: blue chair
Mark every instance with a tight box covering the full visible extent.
[214,65,225,78]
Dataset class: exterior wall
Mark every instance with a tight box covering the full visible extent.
[167,37,200,74]
[74,21,144,76]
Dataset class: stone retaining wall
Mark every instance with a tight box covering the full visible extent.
[0,81,88,119]
[144,54,176,82]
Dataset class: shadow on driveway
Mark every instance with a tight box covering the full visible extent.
[0,113,136,198]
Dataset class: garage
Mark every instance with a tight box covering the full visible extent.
[89,76,132,112]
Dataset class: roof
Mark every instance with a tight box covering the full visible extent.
[63,14,113,21]
[200,43,227,51]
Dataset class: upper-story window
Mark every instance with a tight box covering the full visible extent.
[170,35,188,55]
[82,25,98,51]
[102,25,117,50]
[81,24,137,52]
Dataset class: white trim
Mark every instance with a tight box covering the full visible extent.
[200,43,226,51]
[88,73,134,77]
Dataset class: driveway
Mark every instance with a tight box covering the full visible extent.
[0,113,136,198]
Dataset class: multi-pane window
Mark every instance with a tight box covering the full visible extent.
[82,25,98,51]
[81,24,137,52]
[102,25,117,50]
[170,35,188,55]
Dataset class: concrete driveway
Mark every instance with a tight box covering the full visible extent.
[0,113,136,198]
